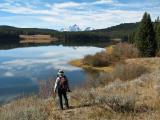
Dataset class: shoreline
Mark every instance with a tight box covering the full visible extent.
[69,59,113,73]
[69,45,115,73]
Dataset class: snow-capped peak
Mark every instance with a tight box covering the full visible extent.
[69,24,81,32]
[60,27,69,32]
[85,27,95,31]
[60,24,94,32]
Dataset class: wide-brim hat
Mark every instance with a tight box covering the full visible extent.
[58,70,64,75]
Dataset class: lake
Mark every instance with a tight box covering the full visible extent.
[0,45,103,104]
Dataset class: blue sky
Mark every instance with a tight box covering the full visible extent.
[0,0,160,30]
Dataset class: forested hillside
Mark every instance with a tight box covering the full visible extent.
[0,23,139,45]
[0,25,57,35]
[93,23,139,40]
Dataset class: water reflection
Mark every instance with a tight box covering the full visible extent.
[0,45,103,104]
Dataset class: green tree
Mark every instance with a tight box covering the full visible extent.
[128,32,136,44]
[155,17,160,52]
[135,12,156,57]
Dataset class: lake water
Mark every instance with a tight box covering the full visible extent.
[0,45,103,104]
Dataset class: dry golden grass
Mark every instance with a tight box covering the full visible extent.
[105,45,114,55]
[68,57,160,119]
[126,57,160,71]
[19,35,57,44]
[20,39,53,43]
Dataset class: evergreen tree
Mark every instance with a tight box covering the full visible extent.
[155,17,160,52]
[135,12,156,57]
[154,16,159,30]
[129,32,136,44]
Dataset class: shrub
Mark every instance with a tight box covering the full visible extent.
[83,51,110,67]
[111,43,139,63]
[105,80,127,93]
[156,51,160,57]
[95,94,137,112]
[85,72,114,88]
[12,108,47,120]
[38,79,55,98]
[94,72,114,86]
[83,43,139,67]
[83,62,149,87]
[112,63,148,81]
[83,55,94,66]
[0,97,48,120]
[70,89,96,106]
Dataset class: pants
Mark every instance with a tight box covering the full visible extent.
[57,89,69,109]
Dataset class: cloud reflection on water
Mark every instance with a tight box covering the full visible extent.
[0,45,103,103]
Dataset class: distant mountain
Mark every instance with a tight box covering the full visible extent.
[69,24,81,31]
[61,24,81,32]
[60,24,95,32]
[85,27,95,31]
[60,27,69,32]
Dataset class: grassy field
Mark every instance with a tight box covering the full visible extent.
[19,35,57,44]
[126,57,160,71]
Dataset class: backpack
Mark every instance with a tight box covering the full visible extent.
[59,76,68,91]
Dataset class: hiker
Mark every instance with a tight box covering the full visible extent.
[54,70,71,110]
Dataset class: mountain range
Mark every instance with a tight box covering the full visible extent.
[60,24,94,32]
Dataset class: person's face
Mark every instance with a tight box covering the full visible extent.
[59,73,64,76]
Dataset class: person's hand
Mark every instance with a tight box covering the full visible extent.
[67,89,71,92]
[54,89,56,93]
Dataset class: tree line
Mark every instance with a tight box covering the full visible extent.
[0,23,140,45]
[0,26,111,45]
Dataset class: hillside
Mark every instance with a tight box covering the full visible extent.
[93,23,139,40]
[0,23,139,45]
[0,25,59,45]
[0,25,58,35]
[95,23,139,32]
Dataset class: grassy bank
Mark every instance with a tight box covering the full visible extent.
[69,59,113,73]
[68,45,118,73]
[69,43,139,73]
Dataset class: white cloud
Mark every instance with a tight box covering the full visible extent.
[0,46,103,72]
[0,2,58,16]
[0,0,159,29]
[4,71,14,77]
[41,52,60,58]
[93,0,115,5]
[39,9,143,29]
[53,2,80,9]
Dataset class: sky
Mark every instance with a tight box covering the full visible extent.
[0,0,160,30]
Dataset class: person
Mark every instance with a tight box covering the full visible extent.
[54,69,71,110]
